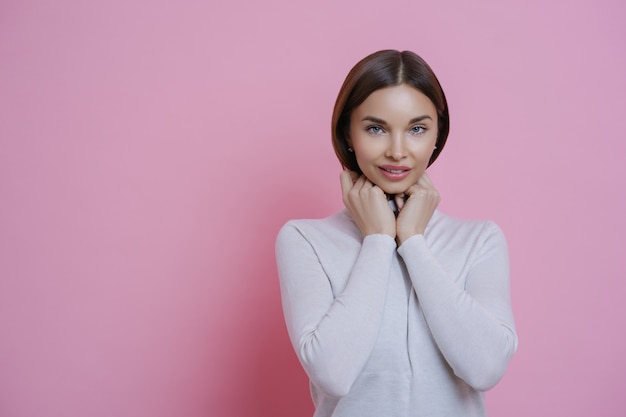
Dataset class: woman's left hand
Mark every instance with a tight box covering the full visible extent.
[395,172,440,245]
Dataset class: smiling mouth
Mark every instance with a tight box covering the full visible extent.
[380,165,411,173]
[378,166,411,180]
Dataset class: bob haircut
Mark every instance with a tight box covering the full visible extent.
[331,50,450,173]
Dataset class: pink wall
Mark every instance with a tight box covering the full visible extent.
[1,0,625,416]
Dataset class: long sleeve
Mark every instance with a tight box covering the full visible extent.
[276,221,396,397]
[397,221,518,391]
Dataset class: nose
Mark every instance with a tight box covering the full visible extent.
[385,133,406,160]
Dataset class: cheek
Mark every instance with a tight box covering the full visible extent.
[353,145,381,166]
[350,135,372,159]
[411,140,436,156]
[352,148,379,175]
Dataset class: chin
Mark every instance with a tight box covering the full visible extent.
[378,183,411,196]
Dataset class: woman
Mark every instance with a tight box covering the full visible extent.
[275,50,517,417]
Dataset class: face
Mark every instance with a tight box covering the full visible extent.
[348,84,438,195]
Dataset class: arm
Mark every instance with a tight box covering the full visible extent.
[397,222,518,391]
[276,223,395,397]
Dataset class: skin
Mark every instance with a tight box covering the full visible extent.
[340,84,441,245]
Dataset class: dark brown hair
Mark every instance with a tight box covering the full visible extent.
[331,50,449,173]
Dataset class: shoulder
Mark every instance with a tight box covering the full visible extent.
[430,210,504,234]
[275,210,365,285]
[427,210,507,252]
[277,209,360,245]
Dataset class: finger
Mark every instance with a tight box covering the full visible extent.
[347,170,360,183]
[350,175,366,193]
[340,170,354,197]
[404,181,416,195]
[356,175,380,195]
[418,172,435,188]
[394,193,405,211]
[403,184,421,199]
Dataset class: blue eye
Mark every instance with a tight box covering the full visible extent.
[410,125,426,134]
[367,125,384,134]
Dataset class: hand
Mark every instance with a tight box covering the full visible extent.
[395,172,440,245]
[340,170,396,239]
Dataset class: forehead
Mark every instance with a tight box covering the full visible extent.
[353,84,437,119]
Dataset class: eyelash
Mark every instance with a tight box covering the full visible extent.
[410,125,426,135]
[365,125,427,135]
[366,125,384,134]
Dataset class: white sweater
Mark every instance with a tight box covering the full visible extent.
[276,209,518,417]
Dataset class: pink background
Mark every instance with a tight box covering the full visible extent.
[1,0,625,416]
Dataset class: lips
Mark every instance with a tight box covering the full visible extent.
[379,165,411,180]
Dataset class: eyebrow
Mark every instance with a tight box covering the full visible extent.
[361,115,433,124]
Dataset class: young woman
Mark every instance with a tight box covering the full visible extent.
[276,50,517,417]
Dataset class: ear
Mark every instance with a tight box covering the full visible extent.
[345,134,353,150]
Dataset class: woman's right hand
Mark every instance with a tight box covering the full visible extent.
[340,170,396,239]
